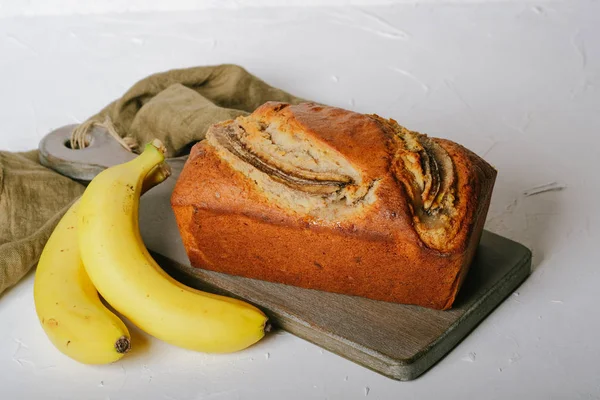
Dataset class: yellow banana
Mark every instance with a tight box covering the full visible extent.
[78,140,269,353]
[33,161,171,364]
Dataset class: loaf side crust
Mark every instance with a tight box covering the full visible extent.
[171,102,497,309]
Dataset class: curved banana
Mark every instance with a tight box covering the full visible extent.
[78,140,269,353]
[33,161,171,364]
[34,200,130,364]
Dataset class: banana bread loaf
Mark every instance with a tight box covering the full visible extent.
[171,102,496,310]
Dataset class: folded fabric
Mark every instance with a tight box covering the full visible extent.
[73,64,306,156]
[0,151,84,294]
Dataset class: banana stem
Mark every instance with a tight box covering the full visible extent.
[149,139,167,156]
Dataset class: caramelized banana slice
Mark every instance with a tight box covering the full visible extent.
[211,123,355,195]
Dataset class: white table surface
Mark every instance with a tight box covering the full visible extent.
[1,1,599,399]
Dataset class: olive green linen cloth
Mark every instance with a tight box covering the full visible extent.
[0,64,305,295]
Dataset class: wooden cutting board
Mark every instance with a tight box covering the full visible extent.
[39,125,531,381]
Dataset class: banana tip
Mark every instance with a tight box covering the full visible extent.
[264,321,272,334]
[115,336,131,354]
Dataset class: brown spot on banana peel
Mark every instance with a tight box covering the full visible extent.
[47,318,59,327]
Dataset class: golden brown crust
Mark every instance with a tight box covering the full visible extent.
[171,102,497,310]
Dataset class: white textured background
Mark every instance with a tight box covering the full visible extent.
[0,1,599,399]
[0,0,560,18]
